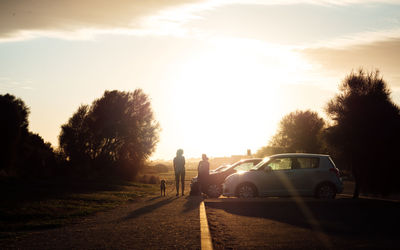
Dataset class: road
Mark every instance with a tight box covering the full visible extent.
[205,196,400,249]
[2,179,400,249]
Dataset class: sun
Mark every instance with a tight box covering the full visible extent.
[170,38,310,158]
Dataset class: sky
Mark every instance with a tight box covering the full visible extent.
[1,0,400,160]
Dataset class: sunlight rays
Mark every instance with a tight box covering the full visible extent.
[170,38,312,157]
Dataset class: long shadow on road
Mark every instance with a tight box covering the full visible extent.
[182,195,203,213]
[122,196,179,220]
[206,197,400,238]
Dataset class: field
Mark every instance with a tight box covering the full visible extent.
[0,167,201,239]
[0,177,159,238]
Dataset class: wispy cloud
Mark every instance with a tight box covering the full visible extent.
[1,0,400,42]
[297,28,400,49]
[0,0,206,41]
[0,77,34,92]
[300,34,400,87]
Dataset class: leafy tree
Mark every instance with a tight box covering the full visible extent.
[59,105,91,166]
[59,89,160,179]
[325,69,400,197]
[0,94,29,172]
[255,146,285,158]
[269,110,326,153]
[0,94,56,177]
[16,131,57,178]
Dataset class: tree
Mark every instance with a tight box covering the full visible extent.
[59,89,160,179]
[15,131,57,178]
[0,94,57,177]
[255,146,285,158]
[0,94,29,172]
[268,110,326,153]
[325,69,400,197]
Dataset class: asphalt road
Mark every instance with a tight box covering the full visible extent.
[2,178,399,249]
[205,196,400,249]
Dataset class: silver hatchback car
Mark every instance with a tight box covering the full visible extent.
[223,153,343,199]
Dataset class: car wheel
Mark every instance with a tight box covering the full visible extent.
[316,183,336,199]
[207,184,222,198]
[237,183,256,198]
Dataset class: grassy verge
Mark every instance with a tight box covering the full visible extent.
[0,177,158,237]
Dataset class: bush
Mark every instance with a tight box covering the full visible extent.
[137,174,160,184]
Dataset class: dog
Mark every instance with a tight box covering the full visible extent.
[160,179,166,196]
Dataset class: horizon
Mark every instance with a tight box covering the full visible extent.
[1,0,400,160]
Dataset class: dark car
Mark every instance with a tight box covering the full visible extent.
[190,158,263,198]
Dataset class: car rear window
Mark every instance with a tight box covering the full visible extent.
[295,157,319,169]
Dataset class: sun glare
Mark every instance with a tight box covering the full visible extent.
[170,38,310,157]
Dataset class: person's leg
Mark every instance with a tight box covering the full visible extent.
[181,171,185,195]
[201,176,208,195]
[175,173,180,196]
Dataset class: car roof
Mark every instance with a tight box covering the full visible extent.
[238,158,263,162]
[269,153,330,158]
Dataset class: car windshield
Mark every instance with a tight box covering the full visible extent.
[251,157,270,170]
[213,164,231,172]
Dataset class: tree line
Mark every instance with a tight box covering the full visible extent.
[0,89,160,181]
[1,69,400,197]
[255,69,400,198]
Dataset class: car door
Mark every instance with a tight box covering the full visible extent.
[259,157,292,196]
[288,157,320,195]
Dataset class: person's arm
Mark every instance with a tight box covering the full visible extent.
[173,158,176,172]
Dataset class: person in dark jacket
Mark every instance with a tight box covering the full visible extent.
[197,154,210,194]
[173,149,186,196]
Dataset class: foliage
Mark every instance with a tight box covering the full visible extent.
[0,94,29,171]
[269,110,326,153]
[325,69,400,196]
[0,94,56,178]
[255,146,286,158]
[15,131,57,178]
[59,89,160,180]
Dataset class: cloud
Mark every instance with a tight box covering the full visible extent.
[301,34,400,87]
[0,0,205,41]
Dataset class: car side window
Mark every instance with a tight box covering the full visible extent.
[234,162,255,171]
[295,157,319,169]
[267,158,291,170]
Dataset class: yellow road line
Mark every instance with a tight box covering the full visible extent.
[199,201,213,250]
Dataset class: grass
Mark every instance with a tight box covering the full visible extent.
[0,177,158,237]
[0,168,200,239]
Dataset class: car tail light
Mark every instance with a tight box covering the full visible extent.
[329,168,340,177]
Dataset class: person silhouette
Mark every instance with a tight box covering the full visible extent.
[198,154,210,195]
[173,149,186,196]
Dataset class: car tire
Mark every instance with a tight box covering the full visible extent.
[207,184,222,198]
[236,183,257,198]
[316,183,336,199]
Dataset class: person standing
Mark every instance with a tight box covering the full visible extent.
[198,154,210,195]
[173,149,186,196]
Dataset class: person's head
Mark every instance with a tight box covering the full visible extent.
[202,154,208,161]
[176,149,184,157]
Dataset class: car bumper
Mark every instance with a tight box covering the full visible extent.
[222,184,235,197]
[336,182,344,194]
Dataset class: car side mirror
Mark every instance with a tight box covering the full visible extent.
[264,166,272,172]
